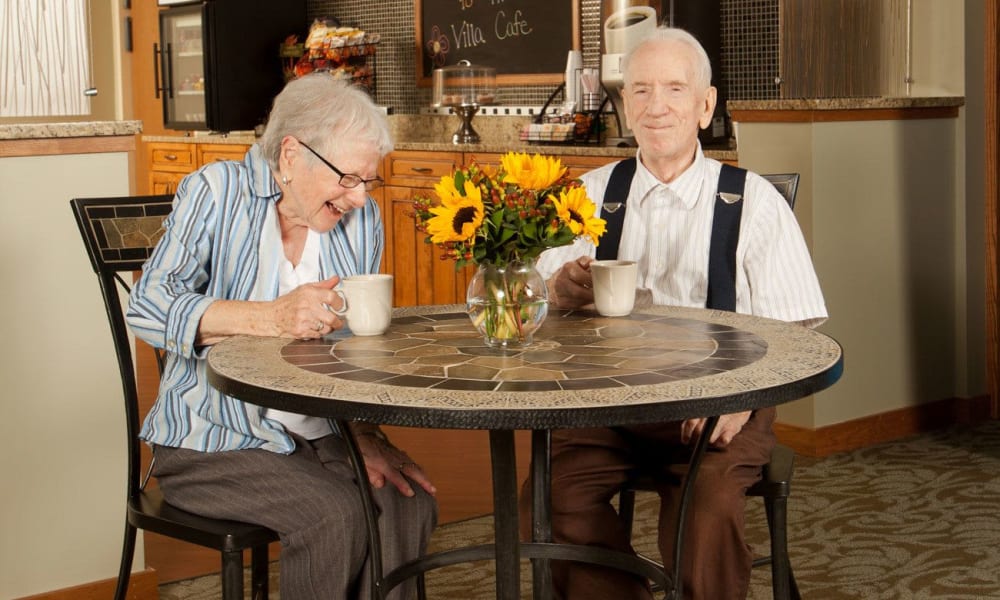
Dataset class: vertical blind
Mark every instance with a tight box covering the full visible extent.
[0,0,92,117]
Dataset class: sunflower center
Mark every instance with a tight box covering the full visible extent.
[568,208,583,223]
[453,206,478,233]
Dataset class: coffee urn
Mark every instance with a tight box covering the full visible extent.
[599,0,728,146]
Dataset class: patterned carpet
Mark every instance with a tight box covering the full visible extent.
[160,421,1000,599]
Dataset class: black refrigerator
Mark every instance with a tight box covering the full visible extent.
[156,0,306,132]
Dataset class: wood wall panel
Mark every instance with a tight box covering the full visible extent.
[382,428,532,523]
[987,0,1000,417]
[17,568,157,600]
[774,395,992,458]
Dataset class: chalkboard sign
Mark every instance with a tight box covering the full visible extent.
[416,0,579,86]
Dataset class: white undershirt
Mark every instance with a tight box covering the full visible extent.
[256,204,333,440]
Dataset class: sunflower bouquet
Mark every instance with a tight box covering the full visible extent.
[412,151,606,346]
[412,151,605,268]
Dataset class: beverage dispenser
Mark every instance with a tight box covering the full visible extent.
[600,0,661,145]
[600,0,728,146]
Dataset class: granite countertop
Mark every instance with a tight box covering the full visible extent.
[142,114,739,162]
[0,120,143,140]
[142,132,256,144]
[728,96,964,111]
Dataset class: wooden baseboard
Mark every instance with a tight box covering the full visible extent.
[775,396,993,457]
[15,568,157,600]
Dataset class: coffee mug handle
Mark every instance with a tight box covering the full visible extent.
[327,289,349,316]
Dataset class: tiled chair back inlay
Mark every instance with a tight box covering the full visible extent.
[80,204,169,266]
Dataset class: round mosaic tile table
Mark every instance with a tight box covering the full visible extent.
[207,304,843,600]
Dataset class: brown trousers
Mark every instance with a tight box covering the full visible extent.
[519,408,776,600]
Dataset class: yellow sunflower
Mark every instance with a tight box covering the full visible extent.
[551,186,606,245]
[425,176,485,244]
[501,152,567,190]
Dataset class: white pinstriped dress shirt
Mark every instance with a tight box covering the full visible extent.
[536,146,828,328]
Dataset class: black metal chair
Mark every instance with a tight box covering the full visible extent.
[617,443,800,600]
[71,195,279,600]
[617,172,804,600]
[761,173,800,210]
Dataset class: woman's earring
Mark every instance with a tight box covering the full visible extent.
[281,175,291,185]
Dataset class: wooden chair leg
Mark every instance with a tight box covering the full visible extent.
[113,521,137,600]
[251,544,269,600]
[221,550,246,600]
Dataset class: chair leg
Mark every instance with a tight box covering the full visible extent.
[251,544,269,600]
[417,573,428,600]
[765,495,792,600]
[113,521,137,600]
[221,550,246,600]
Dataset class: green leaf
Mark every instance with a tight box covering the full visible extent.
[498,226,517,244]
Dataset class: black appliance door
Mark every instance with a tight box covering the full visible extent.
[203,0,306,132]
[158,3,207,130]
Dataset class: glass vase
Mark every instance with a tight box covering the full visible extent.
[466,260,549,348]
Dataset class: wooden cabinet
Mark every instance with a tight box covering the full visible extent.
[145,140,250,195]
[198,143,251,165]
[147,141,195,195]
[382,150,475,307]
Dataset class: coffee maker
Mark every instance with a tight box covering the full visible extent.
[600,0,727,146]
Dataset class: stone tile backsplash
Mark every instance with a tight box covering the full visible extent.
[304,1,777,113]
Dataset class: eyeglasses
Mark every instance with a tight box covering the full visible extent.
[297,139,384,191]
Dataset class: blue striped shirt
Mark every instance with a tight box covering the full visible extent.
[127,144,384,453]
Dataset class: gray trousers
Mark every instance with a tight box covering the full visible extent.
[152,434,437,600]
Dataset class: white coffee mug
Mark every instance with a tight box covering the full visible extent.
[330,274,394,336]
[590,260,638,317]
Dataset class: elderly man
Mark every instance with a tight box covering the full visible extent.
[519,27,827,599]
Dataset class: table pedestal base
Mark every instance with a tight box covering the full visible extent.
[345,418,719,600]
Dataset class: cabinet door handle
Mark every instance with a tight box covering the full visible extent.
[164,154,178,161]
[411,167,433,174]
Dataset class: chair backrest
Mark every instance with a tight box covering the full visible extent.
[70,195,173,498]
[761,173,800,210]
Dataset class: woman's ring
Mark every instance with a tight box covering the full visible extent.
[315,321,324,331]
[397,461,416,471]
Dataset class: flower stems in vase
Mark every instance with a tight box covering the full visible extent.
[467,261,548,348]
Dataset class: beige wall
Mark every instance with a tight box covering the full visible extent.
[734,0,985,430]
[736,115,971,429]
[0,149,140,597]
[911,0,966,96]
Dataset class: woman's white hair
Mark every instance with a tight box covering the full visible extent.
[621,26,713,91]
[258,73,393,171]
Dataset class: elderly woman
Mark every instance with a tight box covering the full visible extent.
[126,74,437,600]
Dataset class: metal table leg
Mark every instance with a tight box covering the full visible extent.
[666,415,720,600]
[369,418,718,600]
[530,429,553,600]
[489,429,521,600]
[337,420,386,600]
